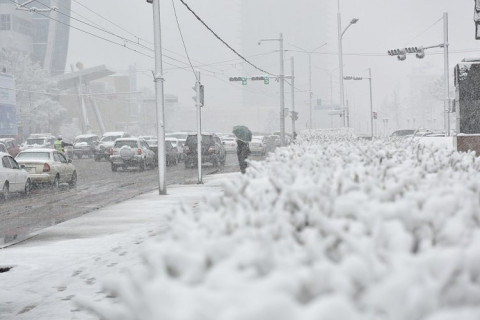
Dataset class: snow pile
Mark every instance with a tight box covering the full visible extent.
[80,131,480,320]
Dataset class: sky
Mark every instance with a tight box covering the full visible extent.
[65,0,480,134]
[2,131,480,319]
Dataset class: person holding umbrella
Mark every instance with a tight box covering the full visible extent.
[232,125,252,174]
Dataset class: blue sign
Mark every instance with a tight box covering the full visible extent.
[0,73,17,136]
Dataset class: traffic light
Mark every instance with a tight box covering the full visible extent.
[250,75,270,85]
[229,77,247,85]
[192,82,204,107]
[387,48,406,61]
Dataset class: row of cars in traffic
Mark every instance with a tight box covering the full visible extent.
[0,130,281,201]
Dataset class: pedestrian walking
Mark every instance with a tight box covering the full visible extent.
[236,139,250,174]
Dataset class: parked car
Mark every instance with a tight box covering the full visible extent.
[109,137,155,172]
[15,148,77,188]
[0,152,31,200]
[249,137,266,156]
[0,138,20,157]
[20,134,56,151]
[94,131,130,161]
[73,134,99,159]
[183,133,226,168]
[222,137,237,153]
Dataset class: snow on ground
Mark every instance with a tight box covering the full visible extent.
[79,130,480,320]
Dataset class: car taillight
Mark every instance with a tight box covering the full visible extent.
[137,148,142,155]
[208,146,215,153]
[184,146,190,153]
[43,163,50,172]
[109,148,113,155]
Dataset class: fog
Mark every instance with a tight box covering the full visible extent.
[66,0,478,135]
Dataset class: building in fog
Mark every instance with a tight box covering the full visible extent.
[0,0,71,75]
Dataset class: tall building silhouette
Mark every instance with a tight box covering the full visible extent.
[0,0,71,75]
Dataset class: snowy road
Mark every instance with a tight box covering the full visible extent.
[0,152,250,247]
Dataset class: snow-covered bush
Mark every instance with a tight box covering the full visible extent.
[80,131,480,320]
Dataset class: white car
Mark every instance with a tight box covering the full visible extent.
[109,138,155,171]
[15,148,77,188]
[0,152,32,200]
[166,137,183,161]
[222,137,237,153]
[249,138,266,156]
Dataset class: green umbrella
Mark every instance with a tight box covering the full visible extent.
[232,125,252,142]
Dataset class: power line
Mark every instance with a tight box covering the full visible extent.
[177,0,276,76]
[171,0,197,80]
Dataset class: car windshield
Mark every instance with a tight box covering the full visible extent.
[101,136,121,142]
[26,138,45,145]
[114,140,138,148]
[17,152,50,160]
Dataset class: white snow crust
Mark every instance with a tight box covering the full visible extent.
[79,130,480,320]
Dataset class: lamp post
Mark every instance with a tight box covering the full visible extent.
[337,3,359,128]
[259,33,285,146]
[343,68,374,138]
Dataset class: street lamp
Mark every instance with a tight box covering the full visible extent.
[343,68,374,138]
[259,33,286,146]
[338,10,359,128]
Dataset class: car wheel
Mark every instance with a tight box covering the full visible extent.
[1,182,9,201]
[52,175,60,189]
[111,164,118,172]
[69,171,77,188]
[24,179,32,195]
[94,155,100,162]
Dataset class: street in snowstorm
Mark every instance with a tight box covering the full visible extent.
[0,152,256,246]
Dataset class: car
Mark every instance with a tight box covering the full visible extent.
[20,134,56,151]
[73,134,99,159]
[0,143,7,154]
[109,137,155,172]
[145,139,178,167]
[249,137,266,156]
[221,137,237,153]
[15,148,77,188]
[165,137,182,161]
[390,129,432,138]
[94,131,130,161]
[263,135,280,153]
[0,138,20,157]
[183,133,226,168]
[0,152,31,200]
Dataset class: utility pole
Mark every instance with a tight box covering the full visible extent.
[337,10,346,127]
[368,68,374,138]
[308,53,312,129]
[195,70,203,184]
[279,33,286,146]
[291,57,296,136]
[443,12,450,136]
[150,0,167,195]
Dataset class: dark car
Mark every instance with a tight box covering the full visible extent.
[183,133,226,168]
[145,139,177,167]
[73,134,99,159]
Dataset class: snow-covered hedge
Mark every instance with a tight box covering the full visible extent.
[81,130,480,320]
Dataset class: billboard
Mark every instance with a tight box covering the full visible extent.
[0,73,17,136]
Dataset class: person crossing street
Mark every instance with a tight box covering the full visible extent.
[54,136,72,153]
